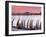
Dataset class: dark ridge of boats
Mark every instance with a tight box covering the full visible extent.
[12,12,41,15]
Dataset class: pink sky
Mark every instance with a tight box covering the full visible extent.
[12,5,41,13]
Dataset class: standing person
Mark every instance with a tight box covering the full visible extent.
[29,19,33,30]
[36,20,41,30]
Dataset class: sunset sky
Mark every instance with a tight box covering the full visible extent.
[12,5,41,13]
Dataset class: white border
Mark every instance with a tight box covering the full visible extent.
[9,3,44,35]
